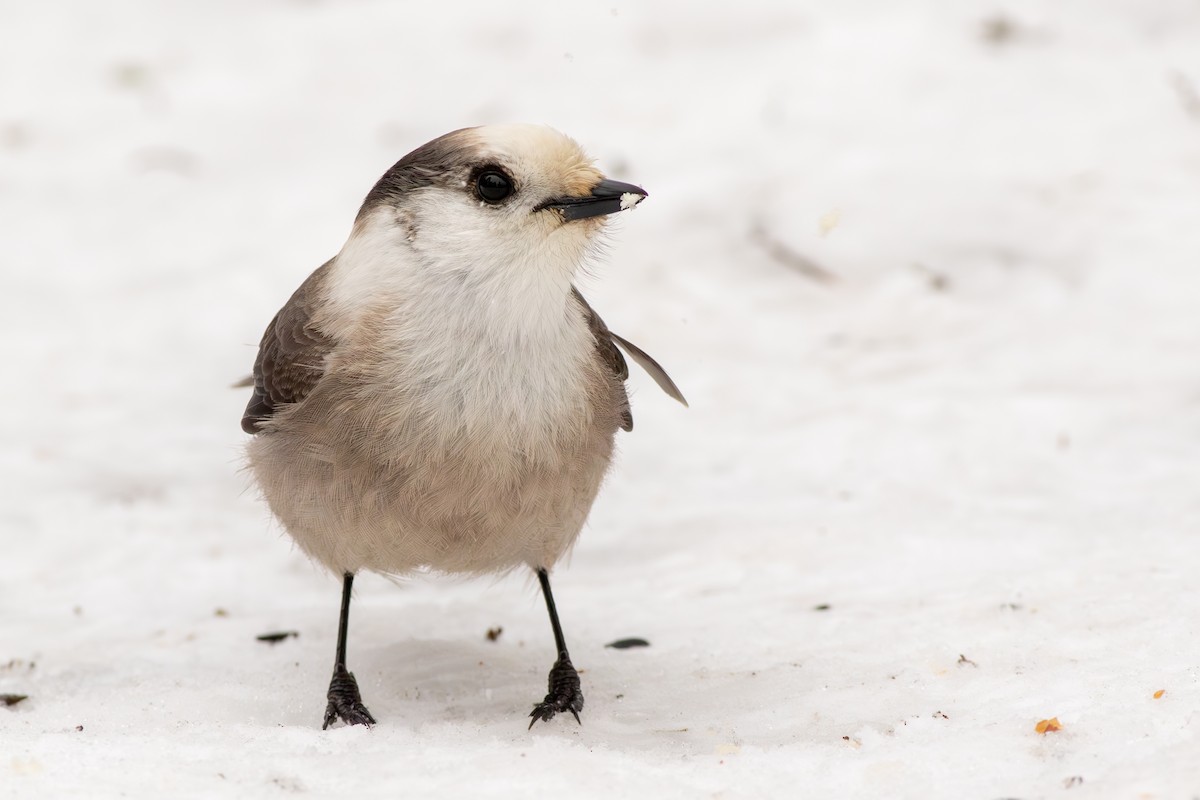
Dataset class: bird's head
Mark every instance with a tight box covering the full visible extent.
[349,124,647,287]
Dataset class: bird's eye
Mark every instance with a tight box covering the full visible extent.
[475,170,513,204]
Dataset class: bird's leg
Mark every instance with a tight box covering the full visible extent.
[322,572,376,729]
[528,567,584,728]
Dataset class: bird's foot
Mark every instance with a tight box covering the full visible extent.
[322,666,376,730]
[528,654,584,728]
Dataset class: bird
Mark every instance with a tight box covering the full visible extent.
[240,124,686,729]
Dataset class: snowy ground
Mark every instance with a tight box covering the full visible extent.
[3,1,1199,797]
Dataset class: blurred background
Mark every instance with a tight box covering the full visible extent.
[2,1,1198,797]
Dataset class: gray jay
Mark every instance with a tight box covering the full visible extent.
[241,124,685,729]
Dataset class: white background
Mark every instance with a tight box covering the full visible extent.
[2,1,1198,797]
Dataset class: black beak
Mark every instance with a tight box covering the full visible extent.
[540,179,648,222]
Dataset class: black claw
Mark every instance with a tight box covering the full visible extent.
[322,666,376,730]
[528,655,584,729]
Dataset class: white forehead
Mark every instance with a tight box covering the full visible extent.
[472,124,602,195]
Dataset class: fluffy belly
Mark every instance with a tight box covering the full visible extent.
[247,393,617,576]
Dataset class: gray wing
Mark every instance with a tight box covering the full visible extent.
[241,260,337,434]
[572,288,687,434]
[572,288,633,431]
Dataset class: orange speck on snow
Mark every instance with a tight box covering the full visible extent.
[1035,717,1062,734]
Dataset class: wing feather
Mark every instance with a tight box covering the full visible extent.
[572,288,687,433]
[241,260,337,434]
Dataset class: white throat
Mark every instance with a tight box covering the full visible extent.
[332,202,595,336]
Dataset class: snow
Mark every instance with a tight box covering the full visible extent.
[620,192,644,211]
[3,0,1199,797]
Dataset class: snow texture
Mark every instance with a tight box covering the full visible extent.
[3,1,1199,798]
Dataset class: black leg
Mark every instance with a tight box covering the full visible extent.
[322,572,376,729]
[528,568,584,728]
